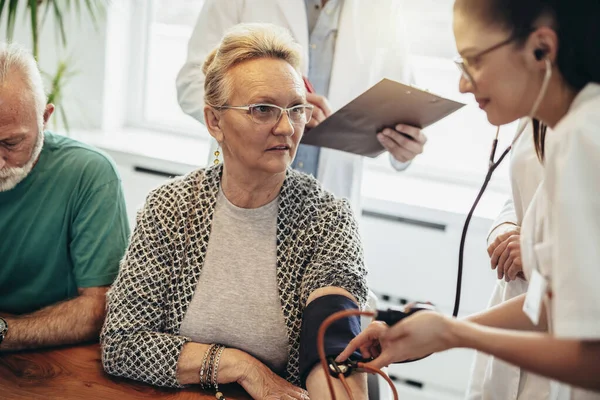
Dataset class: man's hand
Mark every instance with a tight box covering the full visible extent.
[305,93,332,129]
[377,124,427,163]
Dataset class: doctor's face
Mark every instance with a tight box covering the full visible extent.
[453,10,543,126]
[214,58,306,176]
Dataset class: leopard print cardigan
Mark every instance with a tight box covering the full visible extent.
[100,164,368,388]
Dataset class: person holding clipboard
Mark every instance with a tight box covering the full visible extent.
[176,0,428,208]
[338,0,600,398]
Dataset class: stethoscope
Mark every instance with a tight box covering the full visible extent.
[451,58,553,317]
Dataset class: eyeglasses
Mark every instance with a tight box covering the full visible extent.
[454,35,519,86]
[217,103,314,125]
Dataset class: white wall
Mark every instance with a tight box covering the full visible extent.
[0,1,135,131]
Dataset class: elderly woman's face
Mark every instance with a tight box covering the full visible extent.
[217,58,306,175]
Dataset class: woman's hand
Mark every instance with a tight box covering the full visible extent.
[236,353,309,400]
[337,312,459,369]
[488,229,525,281]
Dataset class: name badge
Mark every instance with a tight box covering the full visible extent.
[523,269,548,326]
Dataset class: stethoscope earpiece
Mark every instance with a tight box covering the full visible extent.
[534,48,546,61]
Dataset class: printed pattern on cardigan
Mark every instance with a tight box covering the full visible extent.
[100,164,368,388]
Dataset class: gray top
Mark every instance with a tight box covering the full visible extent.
[179,187,289,374]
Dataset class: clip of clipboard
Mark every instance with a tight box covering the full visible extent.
[300,78,466,157]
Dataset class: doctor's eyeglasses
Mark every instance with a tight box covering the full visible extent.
[454,35,521,86]
[217,103,314,125]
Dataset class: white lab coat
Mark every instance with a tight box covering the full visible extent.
[466,125,562,399]
[519,83,600,400]
[176,0,412,207]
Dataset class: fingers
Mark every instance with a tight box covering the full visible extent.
[336,335,365,361]
[496,236,520,280]
[505,258,523,281]
[488,232,509,257]
[496,242,513,280]
[383,129,424,154]
[306,106,326,128]
[377,133,415,163]
[336,322,387,362]
[377,125,427,163]
[395,124,427,144]
[487,236,502,257]
[306,93,332,117]
[487,229,518,257]
[274,384,309,400]
[359,343,372,359]
[490,239,509,272]
[359,341,381,360]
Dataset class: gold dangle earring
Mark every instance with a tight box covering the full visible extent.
[213,147,221,165]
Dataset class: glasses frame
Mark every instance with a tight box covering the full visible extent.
[217,103,315,125]
[454,35,520,86]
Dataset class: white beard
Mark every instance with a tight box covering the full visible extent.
[0,130,45,192]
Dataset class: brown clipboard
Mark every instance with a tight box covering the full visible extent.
[300,78,465,157]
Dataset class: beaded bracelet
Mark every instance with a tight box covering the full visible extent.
[199,344,217,390]
[199,344,227,399]
[205,344,221,389]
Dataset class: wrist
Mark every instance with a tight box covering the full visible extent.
[222,349,258,385]
[445,317,473,349]
[0,317,8,347]
[487,223,519,245]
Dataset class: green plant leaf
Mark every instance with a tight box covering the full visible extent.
[27,0,39,59]
[41,0,53,28]
[0,0,7,24]
[83,0,106,30]
[51,0,68,47]
[5,0,19,41]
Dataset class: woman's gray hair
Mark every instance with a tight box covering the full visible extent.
[0,42,47,118]
[203,23,303,108]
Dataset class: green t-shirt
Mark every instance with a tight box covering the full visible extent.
[0,132,130,315]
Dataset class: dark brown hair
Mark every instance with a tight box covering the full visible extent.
[455,0,600,161]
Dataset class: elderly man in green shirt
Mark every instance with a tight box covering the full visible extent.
[0,42,130,351]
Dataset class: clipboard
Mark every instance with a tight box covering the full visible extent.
[300,78,466,157]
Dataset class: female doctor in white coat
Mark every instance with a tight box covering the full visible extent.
[467,124,559,399]
[176,0,427,208]
[338,0,600,398]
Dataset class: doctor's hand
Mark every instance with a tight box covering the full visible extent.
[336,311,458,369]
[489,229,525,282]
[377,124,427,163]
[305,93,332,129]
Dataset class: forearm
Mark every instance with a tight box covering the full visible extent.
[1,292,106,351]
[306,365,368,400]
[452,320,600,391]
[465,294,547,332]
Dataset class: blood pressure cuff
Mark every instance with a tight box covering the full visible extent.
[298,294,363,387]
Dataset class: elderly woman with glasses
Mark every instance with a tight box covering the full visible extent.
[101,23,368,400]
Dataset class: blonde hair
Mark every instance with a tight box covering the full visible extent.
[203,23,303,108]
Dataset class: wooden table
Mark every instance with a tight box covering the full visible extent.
[0,343,250,399]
